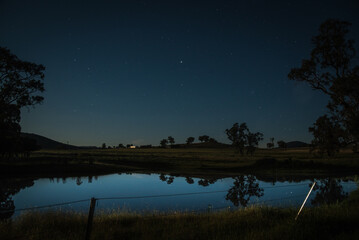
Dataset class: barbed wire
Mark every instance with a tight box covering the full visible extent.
[1,180,356,214]
[96,182,312,201]
[0,198,91,214]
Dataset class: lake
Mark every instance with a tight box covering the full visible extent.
[1,173,357,219]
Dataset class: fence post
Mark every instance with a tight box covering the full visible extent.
[85,197,97,240]
[295,182,316,221]
[207,204,213,213]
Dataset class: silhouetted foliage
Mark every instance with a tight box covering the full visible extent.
[225,123,263,155]
[118,143,125,148]
[76,177,83,186]
[0,178,34,220]
[288,19,359,152]
[266,143,274,149]
[225,175,263,207]
[167,136,175,146]
[160,139,168,148]
[159,174,174,184]
[140,144,152,149]
[310,179,348,206]
[277,140,287,149]
[267,137,274,149]
[246,132,264,155]
[186,137,195,145]
[309,115,346,156]
[198,135,210,143]
[0,47,45,160]
[101,143,106,149]
[198,178,217,187]
[226,123,248,155]
[185,177,194,184]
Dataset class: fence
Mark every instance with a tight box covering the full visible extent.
[1,181,357,240]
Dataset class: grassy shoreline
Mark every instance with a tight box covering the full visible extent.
[1,188,358,240]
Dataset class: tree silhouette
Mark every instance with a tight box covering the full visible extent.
[186,137,195,145]
[267,137,275,149]
[101,143,106,149]
[167,136,175,147]
[277,140,287,149]
[225,123,248,155]
[160,139,168,148]
[246,132,263,155]
[309,115,346,156]
[198,135,210,143]
[226,123,263,155]
[0,47,45,160]
[288,19,359,152]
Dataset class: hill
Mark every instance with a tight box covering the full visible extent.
[286,141,309,148]
[21,133,80,150]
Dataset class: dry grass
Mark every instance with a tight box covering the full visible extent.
[1,189,358,240]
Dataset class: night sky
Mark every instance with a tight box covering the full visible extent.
[1,0,358,147]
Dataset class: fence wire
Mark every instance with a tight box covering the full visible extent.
[1,181,356,214]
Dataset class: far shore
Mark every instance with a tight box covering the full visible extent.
[1,148,358,178]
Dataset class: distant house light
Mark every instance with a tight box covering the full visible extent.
[130,145,136,149]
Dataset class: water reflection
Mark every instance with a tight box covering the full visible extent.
[311,179,348,206]
[0,178,34,220]
[0,174,356,220]
[159,174,263,207]
[226,175,263,207]
[159,174,175,184]
[48,176,98,185]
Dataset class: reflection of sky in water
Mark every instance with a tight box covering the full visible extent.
[12,174,358,216]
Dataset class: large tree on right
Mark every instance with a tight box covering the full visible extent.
[288,19,359,153]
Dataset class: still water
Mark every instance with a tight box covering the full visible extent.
[1,173,357,219]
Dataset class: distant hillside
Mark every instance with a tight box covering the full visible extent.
[286,141,310,148]
[21,133,79,150]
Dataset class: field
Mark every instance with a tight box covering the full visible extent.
[1,147,359,178]
[1,188,358,240]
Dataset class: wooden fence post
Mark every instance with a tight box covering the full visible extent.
[85,197,97,240]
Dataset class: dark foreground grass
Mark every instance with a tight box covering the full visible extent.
[1,189,358,240]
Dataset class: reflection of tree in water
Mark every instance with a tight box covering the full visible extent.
[159,175,218,186]
[185,177,194,184]
[0,178,34,220]
[76,177,83,186]
[159,174,174,184]
[226,175,263,207]
[311,178,348,206]
[198,178,217,187]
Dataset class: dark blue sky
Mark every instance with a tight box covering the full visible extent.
[1,0,358,147]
